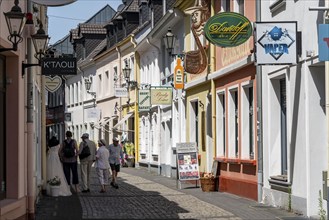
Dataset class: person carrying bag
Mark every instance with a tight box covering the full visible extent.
[78,133,96,193]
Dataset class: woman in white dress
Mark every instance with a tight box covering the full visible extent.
[46,136,72,196]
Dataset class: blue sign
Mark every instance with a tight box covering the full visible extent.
[319,24,329,61]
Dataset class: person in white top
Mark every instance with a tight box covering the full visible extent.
[95,139,110,193]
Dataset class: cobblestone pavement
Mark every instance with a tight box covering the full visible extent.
[36,167,309,220]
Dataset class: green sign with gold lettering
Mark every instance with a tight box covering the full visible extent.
[204,12,252,47]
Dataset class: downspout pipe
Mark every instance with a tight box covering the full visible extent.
[256,0,263,203]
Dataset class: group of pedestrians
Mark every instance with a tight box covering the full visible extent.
[46,130,124,196]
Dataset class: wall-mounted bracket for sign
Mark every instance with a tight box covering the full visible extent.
[22,62,40,77]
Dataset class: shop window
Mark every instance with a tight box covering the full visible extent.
[234,0,244,15]
[216,91,226,157]
[242,83,254,159]
[221,0,231,12]
[269,76,287,177]
[228,88,238,158]
[190,100,199,146]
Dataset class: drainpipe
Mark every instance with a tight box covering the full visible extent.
[27,0,36,218]
[210,0,216,161]
[325,0,329,215]
[135,52,140,165]
[256,0,263,203]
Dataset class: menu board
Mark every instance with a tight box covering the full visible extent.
[176,142,200,180]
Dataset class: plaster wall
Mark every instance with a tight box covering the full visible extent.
[260,1,328,216]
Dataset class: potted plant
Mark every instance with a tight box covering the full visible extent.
[200,172,216,192]
[47,176,61,197]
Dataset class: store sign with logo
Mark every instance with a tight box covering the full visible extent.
[151,88,172,105]
[256,22,297,65]
[32,0,76,6]
[115,88,128,97]
[42,57,77,75]
[319,24,329,61]
[138,89,151,112]
[204,12,252,47]
[45,76,62,93]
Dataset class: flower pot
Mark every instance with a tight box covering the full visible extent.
[50,185,60,197]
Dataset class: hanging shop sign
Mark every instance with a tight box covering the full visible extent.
[32,0,76,6]
[138,89,151,112]
[319,24,329,61]
[115,87,128,98]
[176,142,200,181]
[42,57,77,75]
[256,22,297,65]
[150,88,172,105]
[174,58,184,89]
[45,76,62,93]
[204,12,252,48]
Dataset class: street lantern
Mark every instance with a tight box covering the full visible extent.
[122,64,131,82]
[163,28,176,55]
[31,24,50,61]
[1,0,26,52]
[85,78,92,91]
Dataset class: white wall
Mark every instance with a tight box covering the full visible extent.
[260,0,328,217]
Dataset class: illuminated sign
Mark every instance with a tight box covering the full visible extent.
[204,12,252,47]
[256,22,297,65]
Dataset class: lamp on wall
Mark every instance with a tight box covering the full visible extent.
[22,23,50,76]
[0,0,27,52]
[85,78,96,107]
[163,28,184,58]
[122,64,136,88]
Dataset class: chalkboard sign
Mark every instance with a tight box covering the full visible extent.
[176,142,200,180]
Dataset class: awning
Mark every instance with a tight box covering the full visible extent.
[98,116,116,127]
[112,113,133,131]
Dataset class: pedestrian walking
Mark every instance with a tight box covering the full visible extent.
[78,133,96,193]
[59,131,80,193]
[95,139,110,193]
[46,136,72,196]
[108,136,123,189]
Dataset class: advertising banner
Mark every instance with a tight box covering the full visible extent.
[176,142,200,181]
[256,22,297,65]
[150,88,172,105]
[319,24,329,61]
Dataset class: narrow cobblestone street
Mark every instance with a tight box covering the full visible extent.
[35,167,309,220]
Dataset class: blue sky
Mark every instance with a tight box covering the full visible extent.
[48,0,122,45]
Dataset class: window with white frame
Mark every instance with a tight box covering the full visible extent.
[105,70,109,96]
[228,87,238,158]
[113,66,118,87]
[216,91,226,157]
[98,74,102,97]
[190,100,199,145]
[130,56,135,81]
[234,0,244,15]
[74,83,78,104]
[221,0,231,12]
[269,76,287,176]
[241,83,254,159]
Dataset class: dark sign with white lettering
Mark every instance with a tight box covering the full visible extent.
[41,57,77,75]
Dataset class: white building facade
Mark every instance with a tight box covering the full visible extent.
[260,0,328,217]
